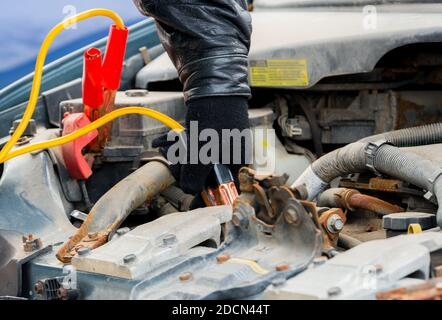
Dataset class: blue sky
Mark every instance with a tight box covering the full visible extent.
[0,1,146,88]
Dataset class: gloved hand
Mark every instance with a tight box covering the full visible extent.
[134,0,253,195]
[153,96,251,195]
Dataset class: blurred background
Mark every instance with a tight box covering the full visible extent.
[0,1,145,89]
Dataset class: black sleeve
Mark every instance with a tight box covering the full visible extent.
[133,0,252,102]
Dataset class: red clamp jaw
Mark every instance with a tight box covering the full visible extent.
[62,25,128,180]
[61,113,98,180]
[83,25,129,151]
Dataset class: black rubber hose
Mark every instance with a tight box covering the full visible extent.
[313,123,442,183]
[292,123,442,227]
[373,144,437,192]
[360,122,442,147]
[373,144,442,226]
[293,122,442,198]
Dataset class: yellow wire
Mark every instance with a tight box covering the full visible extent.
[4,108,184,162]
[0,9,126,163]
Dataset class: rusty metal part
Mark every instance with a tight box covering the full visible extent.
[349,192,403,215]
[300,200,321,229]
[202,182,239,207]
[237,168,320,244]
[238,167,256,192]
[56,160,175,263]
[318,188,403,215]
[318,208,347,247]
[268,186,296,219]
[253,183,274,223]
[340,176,423,196]
[238,166,289,192]
[89,89,117,152]
[22,234,42,252]
[377,278,442,300]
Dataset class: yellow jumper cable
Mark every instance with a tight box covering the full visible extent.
[0,9,184,164]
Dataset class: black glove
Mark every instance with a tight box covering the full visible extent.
[133,0,252,102]
[153,96,251,195]
[135,0,253,194]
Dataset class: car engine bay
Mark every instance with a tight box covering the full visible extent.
[2,4,442,301]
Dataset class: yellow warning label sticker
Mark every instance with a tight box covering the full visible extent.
[249,59,309,87]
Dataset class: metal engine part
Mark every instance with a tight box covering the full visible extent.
[262,232,442,300]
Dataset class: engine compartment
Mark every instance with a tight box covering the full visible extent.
[3,8,442,300]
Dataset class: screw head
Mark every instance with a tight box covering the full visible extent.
[327,214,344,233]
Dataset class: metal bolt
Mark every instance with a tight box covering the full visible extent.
[327,286,342,297]
[162,234,177,246]
[327,214,344,233]
[77,247,91,256]
[123,254,137,264]
[125,89,149,97]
